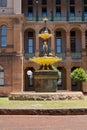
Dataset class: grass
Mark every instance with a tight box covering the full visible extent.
[0,96,87,109]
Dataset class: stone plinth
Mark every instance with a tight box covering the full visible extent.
[34,70,58,92]
[9,91,84,100]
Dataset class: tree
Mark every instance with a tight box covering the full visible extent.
[71,68,87,83]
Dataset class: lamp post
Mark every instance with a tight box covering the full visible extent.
[27,70,33,86]
[36,0,38,21]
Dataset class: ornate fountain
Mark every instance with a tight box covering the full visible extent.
[30,18,62,92]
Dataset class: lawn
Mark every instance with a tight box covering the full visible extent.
[0,96,87,109]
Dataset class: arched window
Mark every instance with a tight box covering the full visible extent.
[0,0,7,7]
[0,66,4,86]
[0,25,7,47]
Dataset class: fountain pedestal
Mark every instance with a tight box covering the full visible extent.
[34,70,58,92]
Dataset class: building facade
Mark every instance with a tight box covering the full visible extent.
[0,0,87,95]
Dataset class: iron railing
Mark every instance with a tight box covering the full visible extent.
[71,52,82,59]
[25,16,87,22]
[24,52,82,59]
[55,53,66,59]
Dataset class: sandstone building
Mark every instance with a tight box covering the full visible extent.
[0,0,87,95]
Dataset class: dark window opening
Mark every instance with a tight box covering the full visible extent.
[56,6,61,16]
[42,7,47,17]
[28,7,33,16]
[56,0,61,5]
[70,6,75,16]
[84,6,87,16]
[28,0,33,5]
[56,31,61,37]
[70,31,76,52]
[84,0,87,5]
[70,0,75,4]
[42,0,47,5]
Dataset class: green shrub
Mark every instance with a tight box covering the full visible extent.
[71,68,87,83]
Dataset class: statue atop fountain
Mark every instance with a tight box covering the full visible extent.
[43,41,48,56]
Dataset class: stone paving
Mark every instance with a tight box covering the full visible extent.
[0,115,87,130]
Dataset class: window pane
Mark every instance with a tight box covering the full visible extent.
[1,37,7,46]
[0,71,4,86]
[28,39,33,46]
[0,0,7,7]
[84,0,87,4]
[28,7,33,16]
[28,0,33,5]
[56,6,61,16]
[0,72,4,78]
[28,32,33,37]
[70,6,75,16]
[70,38,76,52]
[71,31,75,36]
[0,79,4,85]
[28,39,33,53]
[42,7,47,16]
[56,0,61,4]
[1,26,6,35]
[56,31,61,37]
[84,6,87,16]
[70,0,75,4]
[42,0,47,5]
[56,38,62,53]
[0,25,7,47]
[28,47,33,53]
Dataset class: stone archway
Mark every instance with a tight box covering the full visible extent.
[24,67,35,91]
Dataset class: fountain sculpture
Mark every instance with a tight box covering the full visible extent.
[30,18,62,92]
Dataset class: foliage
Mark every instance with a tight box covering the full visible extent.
[71,68,87,83]
[51,65,60,78]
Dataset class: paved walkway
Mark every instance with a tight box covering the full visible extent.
[0,115,87,130]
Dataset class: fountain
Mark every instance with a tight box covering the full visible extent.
[30,18,62,92]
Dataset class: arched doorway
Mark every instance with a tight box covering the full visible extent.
[24,67,35,91]
[57,67,66,90]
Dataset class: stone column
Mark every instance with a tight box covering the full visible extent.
[12,56,23,92]
[13,0,21,14]
[82,31,86,57]
[66,31,71,60]
[35,31,39,56]
[51,31,55,55]
[66,68,71,91]
[82,31,86,69]
[13,24,22,54]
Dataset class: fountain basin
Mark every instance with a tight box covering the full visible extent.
[34,70,58,92]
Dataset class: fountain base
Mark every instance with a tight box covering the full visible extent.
[34,70,58,92]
